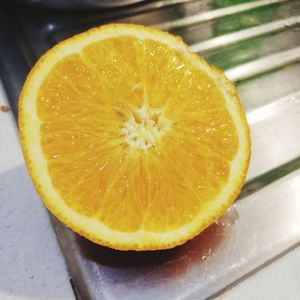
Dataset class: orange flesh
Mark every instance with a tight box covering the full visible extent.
[37,37,238,233]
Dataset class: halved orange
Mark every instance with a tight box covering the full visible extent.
[19,24,250,251]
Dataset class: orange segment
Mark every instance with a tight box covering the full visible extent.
[19,24,250,250]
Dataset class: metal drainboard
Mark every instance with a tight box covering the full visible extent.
[0,0,300,299]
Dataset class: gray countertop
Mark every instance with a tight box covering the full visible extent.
[0,81,74,300]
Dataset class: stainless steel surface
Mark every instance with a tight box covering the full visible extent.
[53,170,300,300]
[15,0,145,10]
[225,47,300,82]
[0,0,300,299]
[155,0,288,30]
[190,15,300,54]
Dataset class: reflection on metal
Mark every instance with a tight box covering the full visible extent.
[52,170,300,300]
[225,46,300,82]
[155,0,288,30]
[120,0,200,13]
[239,156,300,199]
[244,90,300,181]
[190,16,300,54]
[143,0,199,10]
[247,90,300,124]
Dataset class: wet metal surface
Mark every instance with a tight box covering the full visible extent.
[1,0,300,299]
[52,169,300,299]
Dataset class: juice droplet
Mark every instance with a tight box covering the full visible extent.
[201,248,212,261]
[216,206,239,226]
